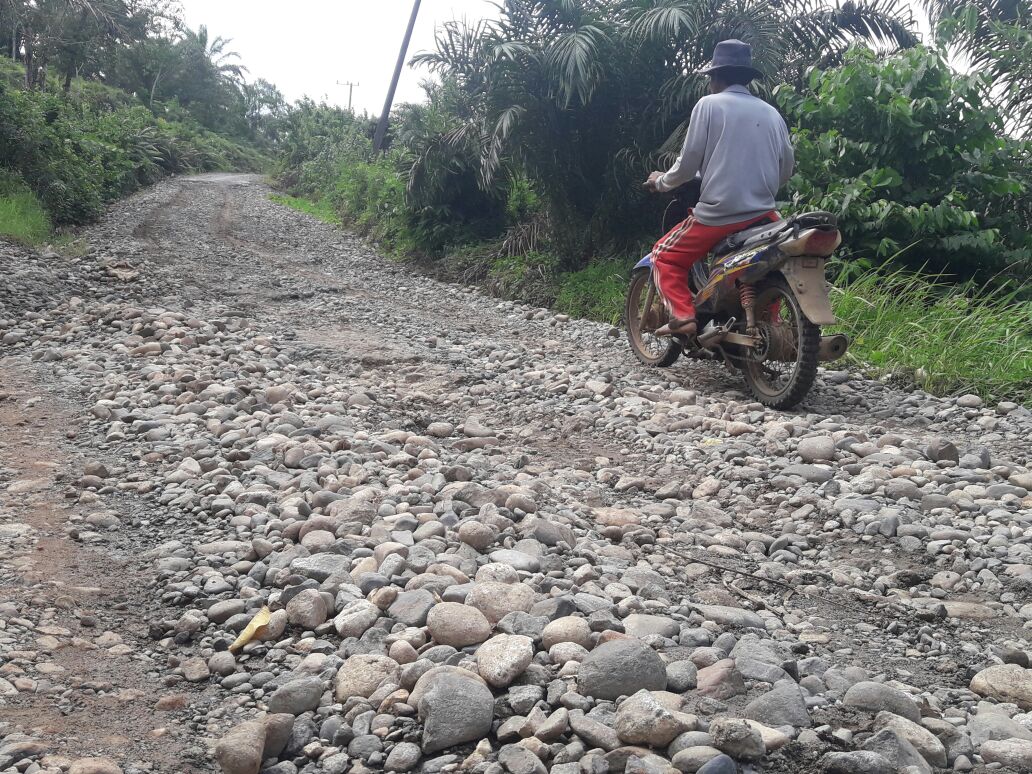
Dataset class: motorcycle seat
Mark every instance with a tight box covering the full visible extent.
[790,211,838,229]
[711,211,839,256]
[712,217,789,256]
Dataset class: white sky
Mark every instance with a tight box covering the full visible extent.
[179,0,932,116]
[178,0,498,115]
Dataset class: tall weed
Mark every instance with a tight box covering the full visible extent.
[832,267,1032,402]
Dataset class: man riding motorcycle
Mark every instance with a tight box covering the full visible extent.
[643,39,795,338]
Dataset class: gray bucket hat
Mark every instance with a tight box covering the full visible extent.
[698,39,764,80]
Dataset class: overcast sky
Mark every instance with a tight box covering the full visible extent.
[178,0,498,115]
[178,1,931,116]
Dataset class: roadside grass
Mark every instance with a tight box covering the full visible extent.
[554,261,627,326]
[268,193,341,225]
[0,184,52,245]
[831,268,1032,403]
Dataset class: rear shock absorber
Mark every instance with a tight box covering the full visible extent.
[738,283,757,331]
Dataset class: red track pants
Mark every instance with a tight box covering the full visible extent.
[652,211,776,321]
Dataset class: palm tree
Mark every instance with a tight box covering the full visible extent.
[410,0,918,258]
[180,24,248,84]
[922,0,1031,136]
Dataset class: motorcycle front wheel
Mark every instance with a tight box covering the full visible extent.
[741,277,820,409]
[625,268,682,367]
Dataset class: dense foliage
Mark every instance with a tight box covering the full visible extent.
[780,47,1032,280]
[0,1,280,236]
[404,0,917,262]
[0,70,264,226]
[0,1,287,138]
[277,36,1031,286]
[924,0,1032,138]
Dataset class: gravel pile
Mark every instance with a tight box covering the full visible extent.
[1,174,1030,774]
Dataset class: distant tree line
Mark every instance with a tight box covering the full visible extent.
[0,0,286,141]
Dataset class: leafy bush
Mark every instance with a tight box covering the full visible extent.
[407,1,918,261]
[779,46,1032,281]
[330,154,417,255]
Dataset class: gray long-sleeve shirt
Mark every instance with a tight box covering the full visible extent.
[655,85,795,226]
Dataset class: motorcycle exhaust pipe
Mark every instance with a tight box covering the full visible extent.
[696,320,732,348]
[818,334,849,362]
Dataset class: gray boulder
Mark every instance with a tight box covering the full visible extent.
[416,669,494,753]
[577,639,667,700]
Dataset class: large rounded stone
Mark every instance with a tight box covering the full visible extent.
[696,659,747,701]
[798,435,836,462]
[267,676,324,715]
[614,689,694,746]
[873,712,946,768]
[334,655,400,702]
[980,739,1032,771]
[819,751,894,774]
[426,602,492,648]
[577,638,667,700]
[969,664,1032,710]
[741,679,811,727]
[466,581,536,624]
[416,669,494,753]
[215,719,266,774]
[388,589,436,626]
[476,634,534,688]
[843,681,920,722]
[622,614,678,639]
[542,616,593,650]
[286,590,326,631]
[457,521,499,551]
[709,717,765,761]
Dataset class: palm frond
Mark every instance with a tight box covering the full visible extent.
[546,23,609,106]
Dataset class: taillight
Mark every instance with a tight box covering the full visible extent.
[780,228,842,257]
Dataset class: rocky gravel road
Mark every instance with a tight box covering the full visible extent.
[1,173,1031,774]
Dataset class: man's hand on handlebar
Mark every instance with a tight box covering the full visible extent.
[643,171,663,193]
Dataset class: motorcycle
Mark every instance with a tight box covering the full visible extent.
[625,181,849,409]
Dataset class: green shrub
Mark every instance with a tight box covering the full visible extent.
[486,252,559,303]
[779,47,1032,282]
[0,172,51,244]
[331,156,415,254]
[268,194,341,225]
[0,81,265,227]
[554,261,627,325]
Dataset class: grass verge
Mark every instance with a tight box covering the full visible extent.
[554,261,627,326]
[832,268,1032,403]
[0,191,51,244]
[0,177,52,244]
[268,194,341,225]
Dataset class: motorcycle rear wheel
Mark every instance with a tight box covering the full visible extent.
[625,268,682,367]
[741,277,819,409]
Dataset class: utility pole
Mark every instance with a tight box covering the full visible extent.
[336,80,359,112]
[372,0,421,153]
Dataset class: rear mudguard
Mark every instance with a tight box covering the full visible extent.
[780,256,836,325]
[634,253,652,271]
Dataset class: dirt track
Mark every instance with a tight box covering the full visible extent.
[1,174,1031,774]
